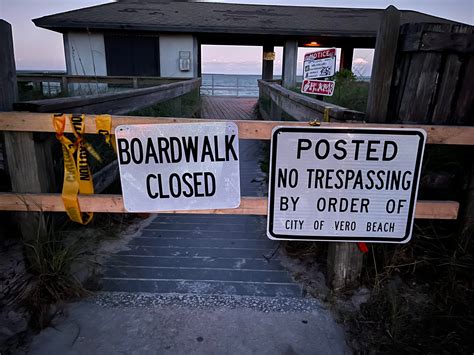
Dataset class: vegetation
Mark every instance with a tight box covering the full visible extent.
[294,69,369,113]
[277,144,473,353]
[7,218,90,330]
[324,69,369,112]
[128,89,200,118]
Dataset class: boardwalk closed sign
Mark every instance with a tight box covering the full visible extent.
[267,127,426,243]
[116,122,240,212]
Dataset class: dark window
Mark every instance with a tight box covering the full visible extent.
[104,34,160,76]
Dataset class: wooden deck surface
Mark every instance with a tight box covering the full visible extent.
[200,96,258,120]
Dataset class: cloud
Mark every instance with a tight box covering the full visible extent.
[353,57,369,65]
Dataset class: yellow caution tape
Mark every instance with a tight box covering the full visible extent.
[53,114,94,225]
[95,114,116,151]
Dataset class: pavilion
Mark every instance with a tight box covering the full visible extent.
[33,0,459,88]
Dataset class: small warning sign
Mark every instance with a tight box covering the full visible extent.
[301,79,335,96]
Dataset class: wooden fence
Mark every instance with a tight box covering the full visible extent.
[0,111,472,289]
[366,8,473,124]
[0,112,470,216]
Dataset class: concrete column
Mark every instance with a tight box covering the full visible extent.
[282,39,298,89]
[262,44,274,80]
[340,47,354,71]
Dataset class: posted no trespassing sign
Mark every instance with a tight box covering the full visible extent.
[267,127,426,243]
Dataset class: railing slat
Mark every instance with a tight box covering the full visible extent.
[0,112,472,145]
[0,193,460,219]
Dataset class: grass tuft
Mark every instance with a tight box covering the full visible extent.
[7,218,91,330]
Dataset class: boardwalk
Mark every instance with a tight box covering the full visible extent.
[28,96,349,354]
[200,96,257,120]
[101,96,300,297]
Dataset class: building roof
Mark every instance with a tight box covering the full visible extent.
[33,1,460,47]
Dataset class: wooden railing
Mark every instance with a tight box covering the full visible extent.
[17,73,187,92]
[14,78,202,115]
[0,112,471,216]
[258,80,365,122]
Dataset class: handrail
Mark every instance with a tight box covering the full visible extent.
[1,112,472,145]
[14,78,201,115]
[258,80,365,121]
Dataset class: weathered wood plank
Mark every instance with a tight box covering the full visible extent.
[1,21,53,240]
[366,6,401,123]
[432,25,472,124]
[453,57,474,126]
[0,112,473,145]
[401,31,474,53]
[327,243,363,290]
[0,193,461,220]
[398,24,452,123]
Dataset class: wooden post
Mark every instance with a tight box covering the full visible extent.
[327,243,364,290]
[326,7,400,290]
[340,47,354,71]
[132,77,138,89]
[366,6,401,123]
[61,76,69,95]
[0,21,17,110]
[262,44,275,81]
[0,20,53,239]
[282,39,298,89]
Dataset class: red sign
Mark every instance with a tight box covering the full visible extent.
[301,79,335,96]
[304,48,336,61]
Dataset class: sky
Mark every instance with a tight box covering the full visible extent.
[1,0,473,75]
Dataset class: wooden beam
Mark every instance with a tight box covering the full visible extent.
[0,193,460,219]
[401,32,474,54]
[366,6,401,123]
[0,112,473,145]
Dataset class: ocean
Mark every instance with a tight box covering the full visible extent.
[201,74,262,97]
[201,74,370,97]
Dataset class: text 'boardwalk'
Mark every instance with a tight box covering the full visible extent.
[116,122,240,212]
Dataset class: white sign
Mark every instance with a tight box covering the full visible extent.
[267,127,426,243]
[116,122,240,212]
[303,48,337,79]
